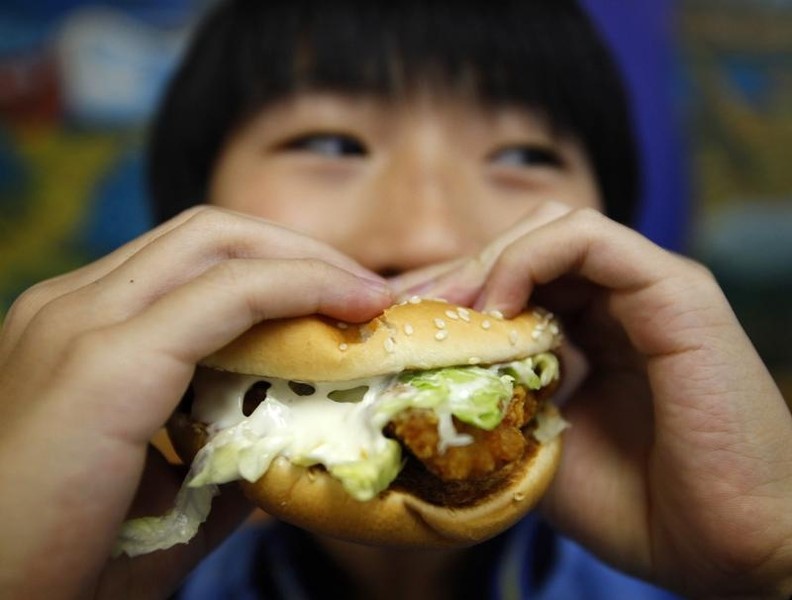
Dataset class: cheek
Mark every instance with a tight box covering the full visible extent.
[561,173,602,212]
[209,163,363,244]
[555,151,602,213]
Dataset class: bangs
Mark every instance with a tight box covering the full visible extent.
[230,1,601,130]
[150,0,639,224]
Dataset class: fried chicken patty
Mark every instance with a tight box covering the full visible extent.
[386,385,540,482]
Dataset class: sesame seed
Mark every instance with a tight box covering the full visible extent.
[338,343,349,351]
[408,296,422,304]
[435,330,449,341]
[481,320,491,330]
[434,318,446,329]
[384,338,396,353]
[336,322,349,330]
[457,308,470,321]
[445,310,459,320]
[404,323,414,336]
[488,309,504,320]
[509,330,519,345]
[468,356,481,365]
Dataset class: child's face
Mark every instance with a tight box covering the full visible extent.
[209,92,601,275]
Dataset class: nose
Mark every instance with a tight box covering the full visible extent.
[344,145,479,276]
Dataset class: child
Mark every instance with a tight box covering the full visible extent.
[0,1,789,598]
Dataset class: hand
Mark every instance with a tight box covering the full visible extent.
[401,203,792,598]
[0,207,393,599]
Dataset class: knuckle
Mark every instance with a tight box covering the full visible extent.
[204,258,249,287]
[7,278,58,313]
[55,327,118,378]
[684,256,716,281]
[180,204,215,222]
[535,199,574,220]
[671,254,719,289]
[4,279,67,334]
[181,206,264,260]
[565,206,605,230]
[68,328,113,360]
[31,288,81,326]
[183,204,228,230]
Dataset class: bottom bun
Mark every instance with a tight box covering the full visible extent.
[168,403,563,548]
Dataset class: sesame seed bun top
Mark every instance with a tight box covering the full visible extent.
[200,298,562,381]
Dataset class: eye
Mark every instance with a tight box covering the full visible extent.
[488,145,562,168]
[281,132,368,158]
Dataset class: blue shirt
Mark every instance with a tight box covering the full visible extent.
[176,515,680,599]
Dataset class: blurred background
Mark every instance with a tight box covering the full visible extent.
[1,0,790,401]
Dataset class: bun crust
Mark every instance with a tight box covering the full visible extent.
[202,299,561,381]
[168,405,564,548]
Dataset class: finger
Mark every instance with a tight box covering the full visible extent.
[0,208,206,359]
[387,258,465,299]
[471,209,744,363]
[11,206,378,319]
[475,201,575,269]
[68,208,385,329]
[477,209,665,312]
[73,259,392,441]
[1,207,383,359]
[98,206,385,293]
[475,210,788,419]
[398,201,573,304]
[131,257,393,357]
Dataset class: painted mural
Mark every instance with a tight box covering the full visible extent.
[0,2,198,310]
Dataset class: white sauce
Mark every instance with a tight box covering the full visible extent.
[190,369,400,486]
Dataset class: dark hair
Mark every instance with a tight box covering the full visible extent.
[148,0,639,224]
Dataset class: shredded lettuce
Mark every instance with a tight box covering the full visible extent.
[380,367,514,431]
[328,439,402,501]
[113,483,218,558]
[188,424,289,488]
[500,352,559,390]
